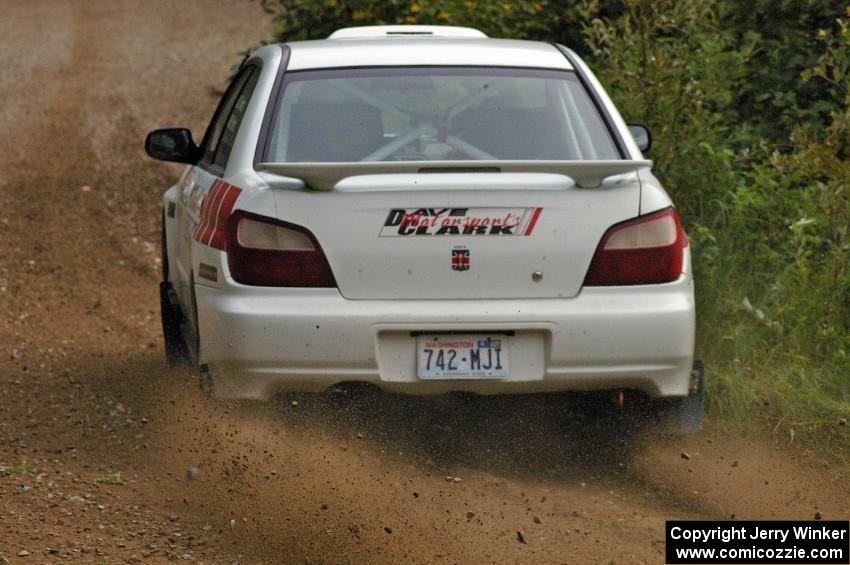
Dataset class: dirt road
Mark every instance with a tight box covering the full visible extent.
[0,1,847,563]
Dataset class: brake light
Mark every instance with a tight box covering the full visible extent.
[226,211,337,287]
[583,207,687,286]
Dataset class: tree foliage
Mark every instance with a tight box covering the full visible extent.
[256,1,850,444]
[260,0,555,41]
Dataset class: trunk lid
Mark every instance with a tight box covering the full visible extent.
[266,172,641,300]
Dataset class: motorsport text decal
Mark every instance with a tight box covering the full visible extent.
[380,207,542,237]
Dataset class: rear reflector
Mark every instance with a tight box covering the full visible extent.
[236,216,314,251]
[583,207,687,286]
[227,212,337,287]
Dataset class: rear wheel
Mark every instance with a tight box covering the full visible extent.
[160,213,190,367]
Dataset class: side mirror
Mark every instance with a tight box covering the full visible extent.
[145,128,200,164]
[627,124,652,153]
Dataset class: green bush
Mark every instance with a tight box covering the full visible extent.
[256,1,850,458]
[580,3,848,453]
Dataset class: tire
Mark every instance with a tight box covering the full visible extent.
[198,363,213,396]
[161,211,169,281]
[160,213,190,367]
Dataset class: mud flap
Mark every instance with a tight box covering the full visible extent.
[658,360,705,434]
[160,281,189,367]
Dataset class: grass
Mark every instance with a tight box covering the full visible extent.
[94,471,124,485]
[699,300,850,467]
[0,462,34,475]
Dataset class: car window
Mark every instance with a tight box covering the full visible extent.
[199,66,256,169]
[212,68,260,170]
[266,67,619,163]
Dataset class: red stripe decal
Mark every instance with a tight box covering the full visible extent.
[189,180,243,251]
[193,179,220,242]
[205,184,231,246]
[208,185,242,250]
[200,181,226,244]
[524,207,542,236]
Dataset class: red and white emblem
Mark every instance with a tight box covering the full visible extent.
[451,247,470,271]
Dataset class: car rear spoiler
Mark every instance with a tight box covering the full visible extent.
[254,160,652,190]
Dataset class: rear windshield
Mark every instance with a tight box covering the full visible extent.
[265,67,620,163]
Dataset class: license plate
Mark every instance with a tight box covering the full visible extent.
[417,334,509,379]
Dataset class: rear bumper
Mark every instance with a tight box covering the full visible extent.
[196,272,695,400]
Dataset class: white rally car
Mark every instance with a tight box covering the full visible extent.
[146,25,700,424]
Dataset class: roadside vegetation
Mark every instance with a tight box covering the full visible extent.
[258,0,849,460]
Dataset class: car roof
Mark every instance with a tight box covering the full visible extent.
[285,36,573,71]
[328,25,488,39]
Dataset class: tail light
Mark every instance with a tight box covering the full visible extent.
[583,207,687,286]
[226,211,337,287]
